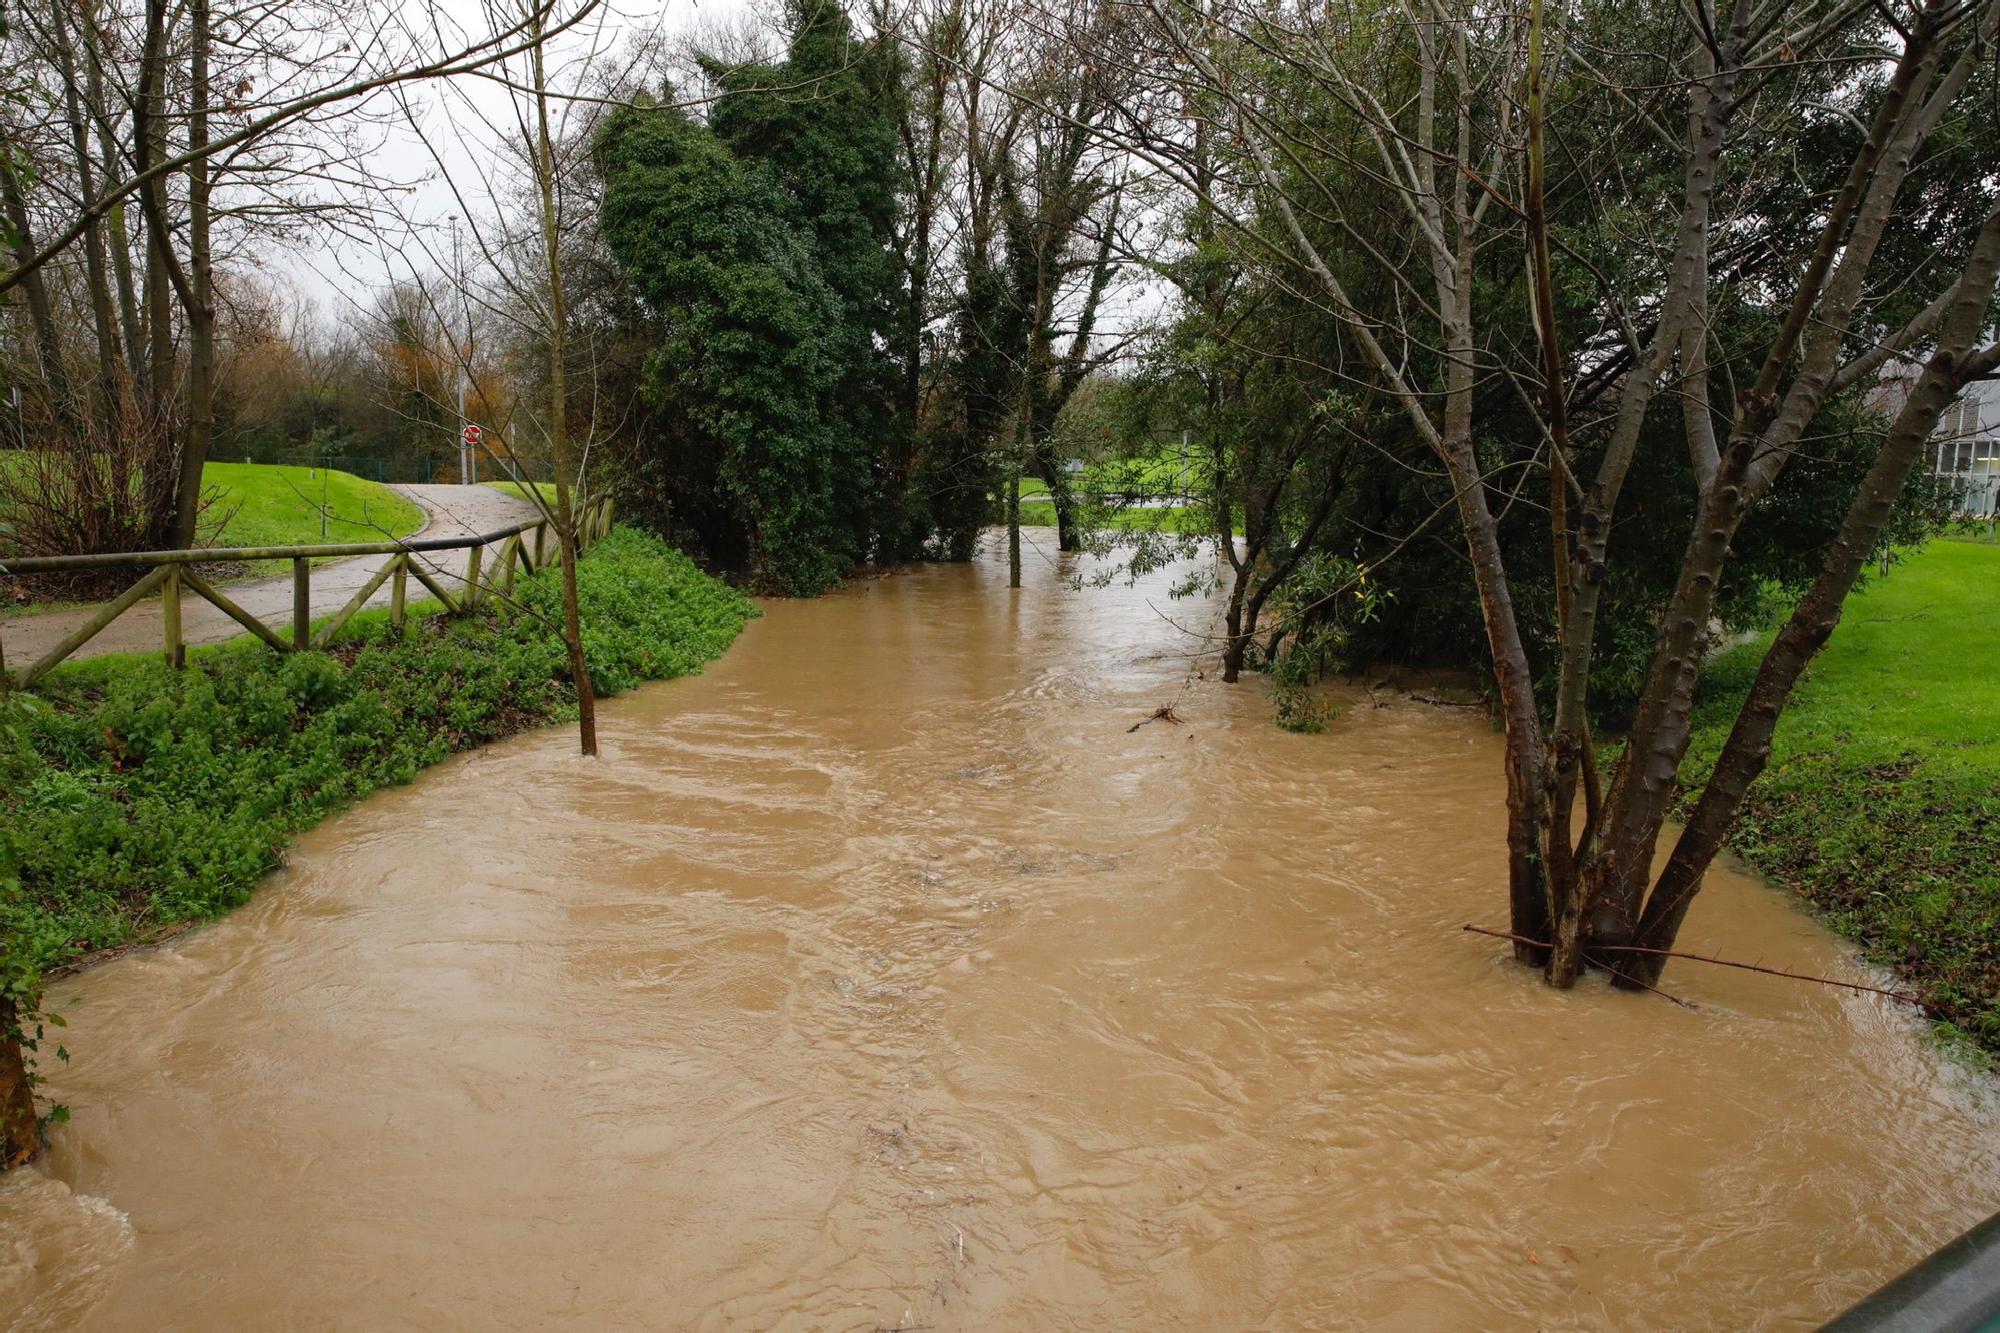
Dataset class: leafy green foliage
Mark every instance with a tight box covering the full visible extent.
[1271,685,1336,734]
[595,0,917,591]
[0,528,753,980]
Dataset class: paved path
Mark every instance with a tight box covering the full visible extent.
[0,484,544,670]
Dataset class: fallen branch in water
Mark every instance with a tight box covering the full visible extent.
[1582,951,1699,1011]
[1127,705,1185,733]
[1460,924,1923,1005]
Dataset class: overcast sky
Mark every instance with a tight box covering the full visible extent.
[284,0,759,322]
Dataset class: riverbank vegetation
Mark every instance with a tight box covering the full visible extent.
[1686,540,2000,1054]
[1,526,747,972]
[0,527,751,1156]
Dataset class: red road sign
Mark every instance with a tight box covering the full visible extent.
[462,422,482,448]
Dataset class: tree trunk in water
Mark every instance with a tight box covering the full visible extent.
[1006,456,1022,587]
[1616,207,2000,987]
[1050,476,1079,553]
[1,1005,37,1169]
[1221,560,1251,683]
[558,525,598,757]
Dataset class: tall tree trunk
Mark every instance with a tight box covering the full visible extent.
[82,0,147,393]
[1579,1,1965,961]
[531,8,596,757]
[172,0,215,548]
[136,0,180,547]
[0,160,76,423]
[1221,565,1251,682]
[50,0,125,420]
[1617,206,2000,984]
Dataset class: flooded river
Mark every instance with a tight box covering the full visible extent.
[4,543,1998,1329]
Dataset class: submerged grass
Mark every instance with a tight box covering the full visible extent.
[0,527,754,978]
[1683,538,2000,1052]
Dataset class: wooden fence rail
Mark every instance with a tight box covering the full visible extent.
[0,495,612,692]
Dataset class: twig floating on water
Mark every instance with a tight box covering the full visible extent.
[1127,705,1185,733]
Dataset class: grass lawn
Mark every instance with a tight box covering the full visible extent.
[1014,455,1211,536]
[485,480,560,510]
[1018,496,1211,535]
[5,460,429,609]
[1684,537,2000,1054]
[201,462,425,552]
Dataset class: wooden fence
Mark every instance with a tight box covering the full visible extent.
[0,495,613,692]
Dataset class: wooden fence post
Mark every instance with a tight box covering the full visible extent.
[162,565,184,669]
[463,546,483,613]
[292,558,310,649]
[390,555,408,629]
[499,536,519,601]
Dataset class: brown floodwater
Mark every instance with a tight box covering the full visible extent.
[3,541,1997,1329]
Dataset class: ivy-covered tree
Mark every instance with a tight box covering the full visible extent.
[596,0,917,592]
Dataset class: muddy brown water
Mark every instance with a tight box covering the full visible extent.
[4,543,1998,1330]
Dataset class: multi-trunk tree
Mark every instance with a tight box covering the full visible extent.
[1057,0,2000,988]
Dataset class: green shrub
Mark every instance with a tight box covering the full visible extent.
[0,527,754,979]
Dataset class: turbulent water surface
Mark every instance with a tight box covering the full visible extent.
[3,542,1997,1329]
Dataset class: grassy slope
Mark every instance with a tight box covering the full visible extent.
[486,480,559,509]
[201,462,425,550]
[0,527,754,977]
[3,461,427,598]
[1684,538,2000,1051]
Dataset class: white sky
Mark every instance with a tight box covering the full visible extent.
[285,0,758,322]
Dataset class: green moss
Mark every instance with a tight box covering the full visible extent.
[0,527,754,977]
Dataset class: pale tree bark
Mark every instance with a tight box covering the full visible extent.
[1082,0,1999,991]
[1578,0,1995,967]
[172,0,217,549]
[528,5,598,756]
[1617,202,2000,986]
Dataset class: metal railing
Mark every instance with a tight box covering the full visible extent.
[0,494,612,692]
[1822,1209,2000,1331]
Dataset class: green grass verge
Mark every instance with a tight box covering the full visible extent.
[201,463,425,576]
[1683,537,2000,1053]
[486,480,559,509]
[201,462,425,550]
[1018,498,1211,535]
[0,526,754,980]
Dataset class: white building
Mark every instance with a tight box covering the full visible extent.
[1933,375,1999,519]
